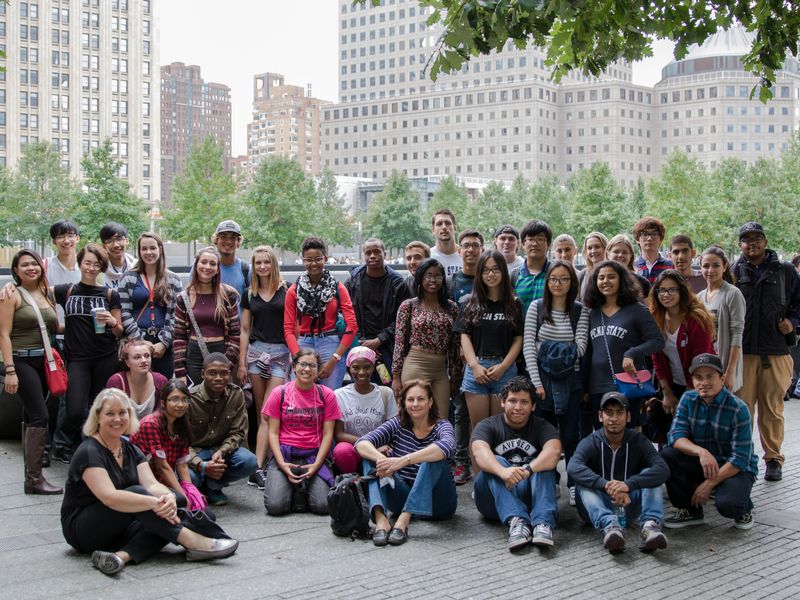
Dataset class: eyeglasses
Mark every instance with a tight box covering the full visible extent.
[460,242,482,250]
[547,276,571,285]
[481,267,502,275]
[82,262,102,271]
[639,231,660,240]
[104,235,127,244]
[166,396,189,405]
[657,287,680,297]
[55,234,77,242]
[423,274,444,282]
[302,257,325,265]
[296,361,319,370]
[524,237,548,246]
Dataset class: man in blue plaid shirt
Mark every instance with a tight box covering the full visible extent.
[660,353,758,530]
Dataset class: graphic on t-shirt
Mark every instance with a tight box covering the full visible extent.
[65,294,109,317]
[590,324,628,340]
[494,438,539,465]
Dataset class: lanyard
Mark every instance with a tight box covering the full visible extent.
[142,273,156,326]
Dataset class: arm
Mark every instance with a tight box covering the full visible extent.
[217,389,248,456]
[304,420,336,478]
[335,284,357,354]
[575,306,590,357]
[522,300,543,389]
[0,296,19,394]
[172,294,188,379]
[567,437,610,490]
[725,287,746,389]
[446,302,463,382]
[461,333,489,384]
[159,272,182,349]
[238,307,252,383]
[623,436,670,491]
[334,420,359,444]
[117,274,143,339]
[82,465,177,523]
[267,417,303,485]
[150,456,184,495]
[623,304,665,361]
[487,336,522,380]
[391,301,411,391]
[531,438,562,472]
[223,288,240,367]
[283,285,300,355]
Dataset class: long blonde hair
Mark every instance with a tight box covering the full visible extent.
[249,245,285,295]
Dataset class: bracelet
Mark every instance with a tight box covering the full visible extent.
[201,461,207,477]
[332,352,342,361]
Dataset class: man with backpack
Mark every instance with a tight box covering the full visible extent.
[212,220,250,308]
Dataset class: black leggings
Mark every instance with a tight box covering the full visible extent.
[64,485,186,564]
[13,355,50,428]
[66,353,121,431]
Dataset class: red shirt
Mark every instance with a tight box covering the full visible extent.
[652,316,715,389]
[129,412,190,484]
[283,283,356,354]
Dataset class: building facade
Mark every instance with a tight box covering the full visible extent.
[0,0,159,203]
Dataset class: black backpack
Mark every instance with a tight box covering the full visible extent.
[327,472,373,538]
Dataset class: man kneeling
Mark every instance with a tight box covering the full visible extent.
[471,376,561,551]
[568,392,669,554]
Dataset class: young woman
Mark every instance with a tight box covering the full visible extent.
[283,237,356,390]
[262,349,341,515]
[173,247,240,386]
[0,250,62,494]
[649,270,716,413]
[118,233,183,379]
[697,246,745,394]
[333,346,397,474]
[605,234,652,299]
[107,339,168,419]
[238,246,290,488]
[583,260,664,436]
[578,232,609,297]
[129,380,207,511]
[522,259,589,503]
[392,258,460,419]
[456,250,524,435]
[355,379,457,547]
[61,389,238,576]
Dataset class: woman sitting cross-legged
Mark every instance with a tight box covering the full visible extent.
[355,379,457,547]
[60,389,238,577]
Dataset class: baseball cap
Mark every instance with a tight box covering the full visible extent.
[215,220,242,236]
[738,221,765,241]
[688,353,724,375]
[494,224,520,240]
[599,391,629,411]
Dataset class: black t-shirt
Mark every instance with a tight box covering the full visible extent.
[54,282,121,360]
[471,413,558,465]
[60,437,146,548]
[358,272,389,338]
[450,271,475,306]
[454,298,524,357]
[241,286,286,344]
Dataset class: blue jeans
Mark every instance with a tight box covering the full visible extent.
[473,456,558,527]
[189,446,258,491]
[576,485,664,530]
[298,335,347,389]
[362,459,457,520]
[461,358,518,395]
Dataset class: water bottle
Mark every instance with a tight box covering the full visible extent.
[616,505,627,528]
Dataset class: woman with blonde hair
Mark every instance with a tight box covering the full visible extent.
[606,234,652,298]
[578,232,609,297]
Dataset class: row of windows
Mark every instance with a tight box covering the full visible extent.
[659,85,793,102]
[564,88,653,104]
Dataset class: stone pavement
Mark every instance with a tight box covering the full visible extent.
[2,403,800,600]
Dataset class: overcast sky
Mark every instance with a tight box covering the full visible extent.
[157,1,677,156]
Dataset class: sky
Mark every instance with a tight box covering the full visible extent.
[157,1,677,157]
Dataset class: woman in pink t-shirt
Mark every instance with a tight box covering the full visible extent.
[262,349,341,515]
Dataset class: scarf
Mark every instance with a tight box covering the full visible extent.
[295,270,339,320]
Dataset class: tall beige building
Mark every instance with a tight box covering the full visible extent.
[0,0,159,203]
[246,72,324,177]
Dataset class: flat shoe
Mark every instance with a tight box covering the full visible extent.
[388,527,408,546]
[373,529,389,547]
[92,550,125,575]
[185,538,239,562]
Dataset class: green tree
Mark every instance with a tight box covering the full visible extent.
[739,157,798,254]
[566,163,630,242]
[463,180,512,239]
[364,171,429,250]
[314,169,354,247]
[628,178,648,223]
[427,176,470,229]
[528,174,569,236]
[72,139,149,243]
[706,157,750,252]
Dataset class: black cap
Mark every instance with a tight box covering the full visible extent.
[494,224,520,240]
[599,391,628,410]
[738,221,765,241]
[688,353,724,375]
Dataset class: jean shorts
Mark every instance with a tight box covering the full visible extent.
[246,341,291,380]
[461,357,518,395]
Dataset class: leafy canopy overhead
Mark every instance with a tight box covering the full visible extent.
[356,0,798,100]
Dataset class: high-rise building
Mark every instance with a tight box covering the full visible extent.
[160,61,231,203]
[0,0,159,203]
[246,72,325,177]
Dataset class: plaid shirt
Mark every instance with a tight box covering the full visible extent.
[634,254,673,284]
[513,258,550,313]
[129,412,190,484]
[668,388,758,476]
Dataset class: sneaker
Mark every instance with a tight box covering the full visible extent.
[569,486,576,507]
[92,550,125,575]
[507,516,532,551]
[531,523,554,547]
[602,525,626,553]
[453,464,472,485]
[664,508,705,529]
[765,460,782,482]
[734,511,755,530]
[639,520,668,551]
[205,488,228,506]
[52,447,73,464]
[248,469,266,490]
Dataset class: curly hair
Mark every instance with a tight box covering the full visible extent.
[584,260,642,309]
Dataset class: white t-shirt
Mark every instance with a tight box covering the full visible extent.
[45,255,81,326]
[101,253,136,288]
[334,383,397,437]
[663,328,686,386]
[430,247,462,277]
[506,255,525,273]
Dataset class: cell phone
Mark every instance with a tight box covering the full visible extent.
[290,466,306,477]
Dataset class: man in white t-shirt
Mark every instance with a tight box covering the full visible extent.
[429,209,462,277]
[494,224,524,273]
[99,222,136,288]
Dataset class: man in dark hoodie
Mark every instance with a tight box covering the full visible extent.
[568,391,669,554]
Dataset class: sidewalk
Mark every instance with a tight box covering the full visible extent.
[2,402,800,600]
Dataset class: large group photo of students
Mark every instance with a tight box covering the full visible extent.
[1,210,798,575]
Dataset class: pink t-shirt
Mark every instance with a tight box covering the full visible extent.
[263,381,342,449]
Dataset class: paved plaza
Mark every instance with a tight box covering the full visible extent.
[2,402,800,600]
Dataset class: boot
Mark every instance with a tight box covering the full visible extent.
[24,425,63,495]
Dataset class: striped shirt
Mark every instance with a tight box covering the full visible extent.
[522,302,590,388]
[356,416,455,484]
[512,258,551,313]
[634,254,673,284]
[668,388,758,476]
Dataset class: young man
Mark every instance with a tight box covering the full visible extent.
[403,241,430,294]
[731,222,800,481]
[188,353,258,506]
[345,237,411,375]
[633,217,673,284]
[472,377,561,550]
[212,219,250,301]
[668,235,705,293]
[661,353,758,530]
[511,220,552,313]
[429,209,462,277]
[494,224,524,273]
[99,222,136,288]
[568,392,669,554]
[552,234,578,264]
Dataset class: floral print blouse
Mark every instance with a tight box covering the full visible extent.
[392,298,461,380]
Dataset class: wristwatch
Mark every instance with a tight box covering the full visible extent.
[523,464,534,477]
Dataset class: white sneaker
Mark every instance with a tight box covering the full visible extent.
[531,523,554,547]
[569,486,576,506]
[507,517,532,551]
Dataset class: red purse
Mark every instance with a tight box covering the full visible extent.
[44,348,68,396]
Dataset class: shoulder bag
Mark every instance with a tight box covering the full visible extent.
[17,287,68,396]
[600,311,656,399]
[180,290,210,360]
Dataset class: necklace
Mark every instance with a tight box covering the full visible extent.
[97,432,123,459]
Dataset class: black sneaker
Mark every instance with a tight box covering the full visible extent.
[507,517,532,551]
[52,447,73,464]
[734,511,755,530]
[664,508,705,529]
[765,460,782,481]
[248,469,266,490]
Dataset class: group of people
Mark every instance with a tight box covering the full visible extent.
[0,209,798,571]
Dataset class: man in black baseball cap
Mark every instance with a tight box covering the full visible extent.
[494,224,524,272]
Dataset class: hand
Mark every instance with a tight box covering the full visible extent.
[95,310,115,325]
[471,363,490,384]
[153,493,180,524]
[605,480,630,496]
[535,386,545,401]
[722,371,735,390]
[377,445,392,456]
[691,480,714,508]
[152,342,167,358]
[662,392,678,415]
[778,318,794,335]
[237,363,248,384]
[485,363,507,381]
[4,372,19,395]
[375,455,404,478]
[621,357,637,376]
[361,338,382,351]
[611,491,631,507]
[203,458,227,481]
[0,283,18,301]
[391,376,402,398]
[318,357,336,381]
[300,463,320,479]
[698,449,719,481]
[499,466,529,489]
[280,463,305,485]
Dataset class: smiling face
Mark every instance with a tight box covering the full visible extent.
[481,257,503,289]
[195,252,219,284]
[214,232,241,259]
[404,248,426,277]
[348,358,374,386]
[302,248,326,279]
[700,253,725,285]
[421,264,444,295]
[138,236,161,266]
[597,266,620,298]
[739,233,767,264]
[98,399,131,440]
[201,360,231,396]
[14,254,43,287]
[607,243,633,270]
[103,234,129,262]
[459,236,483,268]
[403,384,434,422]
[79,252,103,283]
[584,236,606,265]
[655,277,682,310]
[691,366,724,401]
[294,354,320,385]
[494,233,519,263]
[253,250,272,280]
[53,231,79,256]
[502,390,534,428]
[163,389,189,421]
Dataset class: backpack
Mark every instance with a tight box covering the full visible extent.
[327,472,373,538]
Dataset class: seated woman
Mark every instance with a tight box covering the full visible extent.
[107,339,168,419]
[333,346,397,474]
[60,389,238,576]
[129,380,207,510]
[262,349,341,515]
[355,379,457,547]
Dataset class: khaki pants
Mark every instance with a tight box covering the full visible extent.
[401,348,451,419]
[740,354,793,464]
